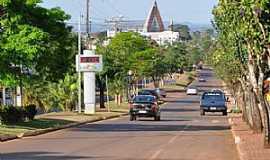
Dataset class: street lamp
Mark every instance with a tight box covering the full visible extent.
[127,70,133,101]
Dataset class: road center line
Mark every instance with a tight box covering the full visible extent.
[149,149,163,160]
[148,124,191,159]
[168,124,191,144]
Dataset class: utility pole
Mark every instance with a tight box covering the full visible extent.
[170,18,174,45]
[86,0,90,35]
[105,16,126,32]
[106,75,110,112]
[78,14,82,114]
[85,0,92,49]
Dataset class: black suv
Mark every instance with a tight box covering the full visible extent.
[138,89,160,99]
[129,95,161,121]
[200,91,227,116]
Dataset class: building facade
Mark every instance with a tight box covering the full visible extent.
[106,0,180,45]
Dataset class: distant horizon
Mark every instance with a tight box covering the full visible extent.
[41,0,218,25]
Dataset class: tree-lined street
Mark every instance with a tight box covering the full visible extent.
[2,0,270,159]
[0,69,239,160]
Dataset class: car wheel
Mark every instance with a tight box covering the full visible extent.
[223,111,228,116]
[130,115,136,121]
[154,111,161,121]
[200,109,205,116]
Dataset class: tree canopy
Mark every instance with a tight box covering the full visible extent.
[0,0,76,86]
[210,0,270,147]
[172,24,192,41]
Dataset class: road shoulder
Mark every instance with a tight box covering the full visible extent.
[0,111,128,142]
[229,114,270,160]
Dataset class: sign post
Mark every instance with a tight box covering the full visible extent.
[76,50,103,114]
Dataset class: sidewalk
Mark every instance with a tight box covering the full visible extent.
[223,84,270,160]
[229,114,270,160]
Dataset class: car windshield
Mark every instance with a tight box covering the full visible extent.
[139,90,151,94]
[203,93,224,101]
[133,96,155,103]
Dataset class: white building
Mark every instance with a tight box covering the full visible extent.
[140,31,179,45]
[106,0,180,45]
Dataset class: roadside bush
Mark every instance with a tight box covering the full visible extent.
[25,104,37,120]
[187,73,195,81]
[231,107,242,114]
[0,106,25,124]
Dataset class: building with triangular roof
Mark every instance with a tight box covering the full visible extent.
[106,0,180,45]
[144,0,165,32]
[141,0,179,45]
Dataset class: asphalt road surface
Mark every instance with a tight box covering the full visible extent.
[0,68,239,160]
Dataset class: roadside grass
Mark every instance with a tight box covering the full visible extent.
[0,105,129,137]
[2,71,192,138]
[105,102,129,113]
[0,119,73,136]
[163,71,196,90]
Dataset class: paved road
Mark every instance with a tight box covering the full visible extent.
[0,69,239,160]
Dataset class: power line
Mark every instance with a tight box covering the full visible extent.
[102,0,124,16]
[66,22,108,26]
[91,4,109,18]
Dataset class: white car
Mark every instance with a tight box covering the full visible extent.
[199,78,206,82]
[186,87,198,95]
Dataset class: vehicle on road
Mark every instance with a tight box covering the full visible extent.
[186,86,198,95]
[199,78,206,82]
[200,91,227,116]
[211,89,223,93]
[129,95,161,121]
[155,88,167,98]
[138,89,160,99]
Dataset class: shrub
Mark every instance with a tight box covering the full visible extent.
[0,106,25,124]
[187,73,195,81]
[231,107,242,114]
[25,104,37,120]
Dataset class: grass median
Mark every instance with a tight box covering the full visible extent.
[0,119,73,136]
[0,103,129,138]
[162,71,196,90]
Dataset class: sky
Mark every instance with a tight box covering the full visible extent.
[41,0,218,25]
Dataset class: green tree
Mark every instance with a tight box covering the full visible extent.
[97,32,154,105]
[164,42,188,75]
[0,0,76,85]
[24,74,77,112]
[212,0,270,147]
[0,0,77,113]
[172,24,192,41]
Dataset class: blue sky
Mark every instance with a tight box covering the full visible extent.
[41,0,218,25]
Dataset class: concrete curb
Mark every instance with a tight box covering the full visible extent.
[1,113,128,142]
[228,116,245,160]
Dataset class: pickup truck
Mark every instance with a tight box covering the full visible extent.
[200,91,227,116]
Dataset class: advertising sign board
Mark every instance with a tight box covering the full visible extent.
[76,54,103,72]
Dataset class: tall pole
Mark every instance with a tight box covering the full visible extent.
[78,14,82,113]
[106,75,110,112]
[2,87,5,105]
[86,0,90,35]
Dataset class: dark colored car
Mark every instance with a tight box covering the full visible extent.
[129,95,161,121]
[138,89,160,99]
[200,91,227,116]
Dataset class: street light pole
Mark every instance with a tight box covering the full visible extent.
[86,0,92,38]
[127,70,133,100]
[106,75,110,112]
[78,14,82,113]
